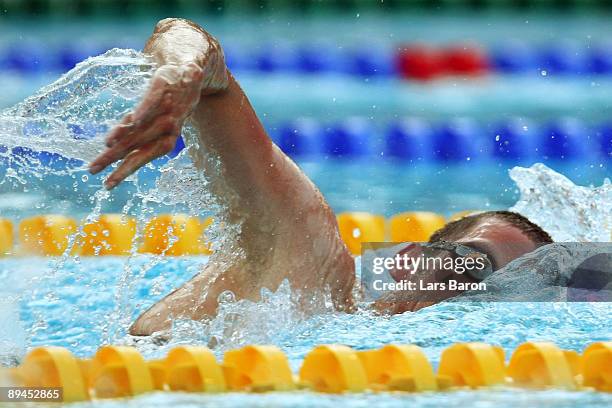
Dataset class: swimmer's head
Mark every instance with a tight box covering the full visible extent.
[428,210,553,271]
[430,211,552,244]
[391,211,552,285]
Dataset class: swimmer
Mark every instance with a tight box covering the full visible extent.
[88,18,554,336]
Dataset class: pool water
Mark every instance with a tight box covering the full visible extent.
[1,254,611,407]
[63,390,612,408]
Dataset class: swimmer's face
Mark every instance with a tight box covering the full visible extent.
[454,218,539,270]
[390,217,540,283]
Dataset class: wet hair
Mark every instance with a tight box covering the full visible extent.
[428,210,553,245]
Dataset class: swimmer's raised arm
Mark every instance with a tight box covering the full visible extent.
[89,18,311,221]
[88,18,354,336]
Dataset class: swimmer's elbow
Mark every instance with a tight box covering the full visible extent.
[154,18,178,32]
[129,316,170,337]
[129,304,172,336]
[153,17,208,37]
[128,318,150,336]
[154,18,191,33]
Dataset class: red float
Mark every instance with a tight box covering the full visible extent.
[396,45,443,81]
[441,46,490,76]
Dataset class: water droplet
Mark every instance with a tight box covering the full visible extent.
[218,290,236,304]
[81,174,88,182]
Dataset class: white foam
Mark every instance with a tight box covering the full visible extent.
[510,163,611,242]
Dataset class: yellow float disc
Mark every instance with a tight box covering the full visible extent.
[582,342,612,392]
[223,345,294,392]
[389,211,445,243]
[76,214,136,256]
[90,346,153,398]
[140,214,211,256]
[337,212,385,255]
[0,218,13,256]
[508,342,576,389]
[19,215,77,256]
[299,345,368,393]
[166,346,225,392]
[438,342,505,388]
[20,346,89,402]
[358,344,437,391]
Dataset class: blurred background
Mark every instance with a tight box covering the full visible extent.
[0,0,610,217]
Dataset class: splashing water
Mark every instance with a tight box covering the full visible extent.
[0,298,26,367]
[122,279,335,359]
[510,163,611,242]
[458,166,612,303]
[0,49,244,354]
[0,49,152,163]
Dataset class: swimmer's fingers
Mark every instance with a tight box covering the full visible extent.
[104,89,169,149]
[90,67,200,179]
[103,114,138,150]
[108,68,201,146]
[104,137,176,189]
[90,115,181,174]
[104,67,202,150]
[104,93,192,152]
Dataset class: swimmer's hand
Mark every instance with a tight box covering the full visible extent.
[88,64,204,189]
[88,18,229,189]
